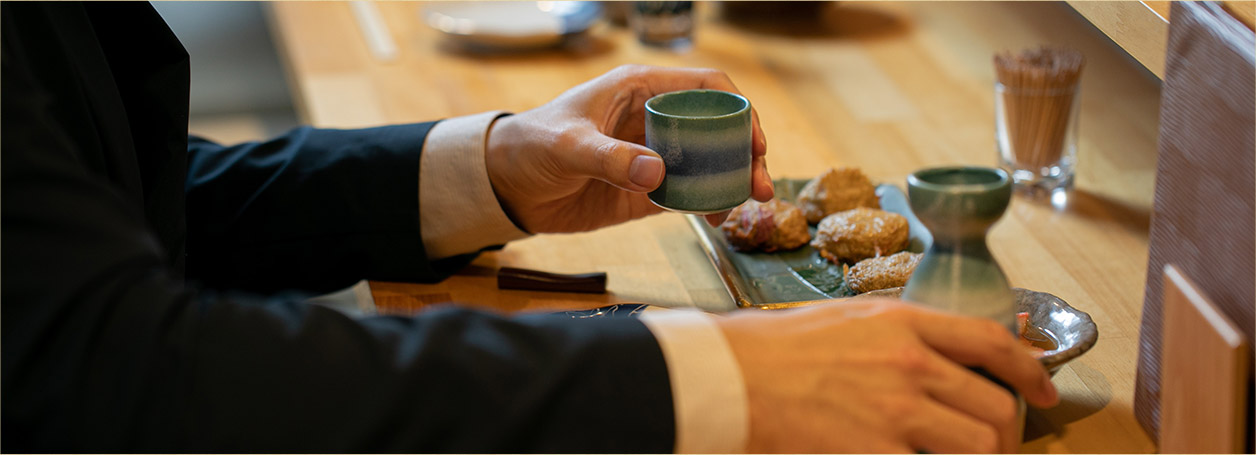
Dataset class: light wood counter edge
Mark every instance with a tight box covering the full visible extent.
[1067,1,1169,79]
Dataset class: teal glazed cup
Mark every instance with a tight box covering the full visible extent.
[645,89,753,214]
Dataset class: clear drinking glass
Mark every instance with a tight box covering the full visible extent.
[630,1,694,49]
[995,82,1080,195]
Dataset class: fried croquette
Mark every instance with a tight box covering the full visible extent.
[797,167,881,224]
[810,208,910,264]
[846,251,922,293]
[721,199,811,252]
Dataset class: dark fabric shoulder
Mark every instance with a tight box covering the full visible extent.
[2,1,192,269]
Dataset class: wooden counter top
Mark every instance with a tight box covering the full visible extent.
[268,2,1160,452]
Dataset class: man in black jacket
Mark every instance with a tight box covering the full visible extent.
[1,2,1058,453]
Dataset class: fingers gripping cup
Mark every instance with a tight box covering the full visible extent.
[645,89,753,214]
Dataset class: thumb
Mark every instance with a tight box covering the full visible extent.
[566,136,665,192]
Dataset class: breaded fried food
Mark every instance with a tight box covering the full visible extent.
[847,251,922,293]
[797,167,881,224]
[721,199,810,252]
[811,208,910,264]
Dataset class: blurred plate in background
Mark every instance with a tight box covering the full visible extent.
[422,1,601,50]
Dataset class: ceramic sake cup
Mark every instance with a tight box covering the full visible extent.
[645,89,752,214]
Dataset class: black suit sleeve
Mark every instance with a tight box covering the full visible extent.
[0,10,676,453]
[185,125,482,294]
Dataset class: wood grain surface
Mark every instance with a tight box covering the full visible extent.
[267,2,1161,452]
[1067,1,1169,79]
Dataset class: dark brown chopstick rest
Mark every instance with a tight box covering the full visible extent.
[496,267,608,294]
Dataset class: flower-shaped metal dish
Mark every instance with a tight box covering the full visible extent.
[857,287,1098,374]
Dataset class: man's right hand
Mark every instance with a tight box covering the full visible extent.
[484,65,773,235]
[717,298,1059,453]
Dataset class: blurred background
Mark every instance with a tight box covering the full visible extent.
[152,2,299,143]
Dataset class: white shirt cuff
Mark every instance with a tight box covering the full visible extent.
[639,309,749,454]
[419,111,530,260]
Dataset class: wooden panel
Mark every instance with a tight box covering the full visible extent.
[1067,1,1170,79]
[1159,265,1250,453]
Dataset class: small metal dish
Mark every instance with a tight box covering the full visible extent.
[857,286,1098,374]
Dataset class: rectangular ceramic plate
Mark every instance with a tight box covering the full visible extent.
[686,179,931,309]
